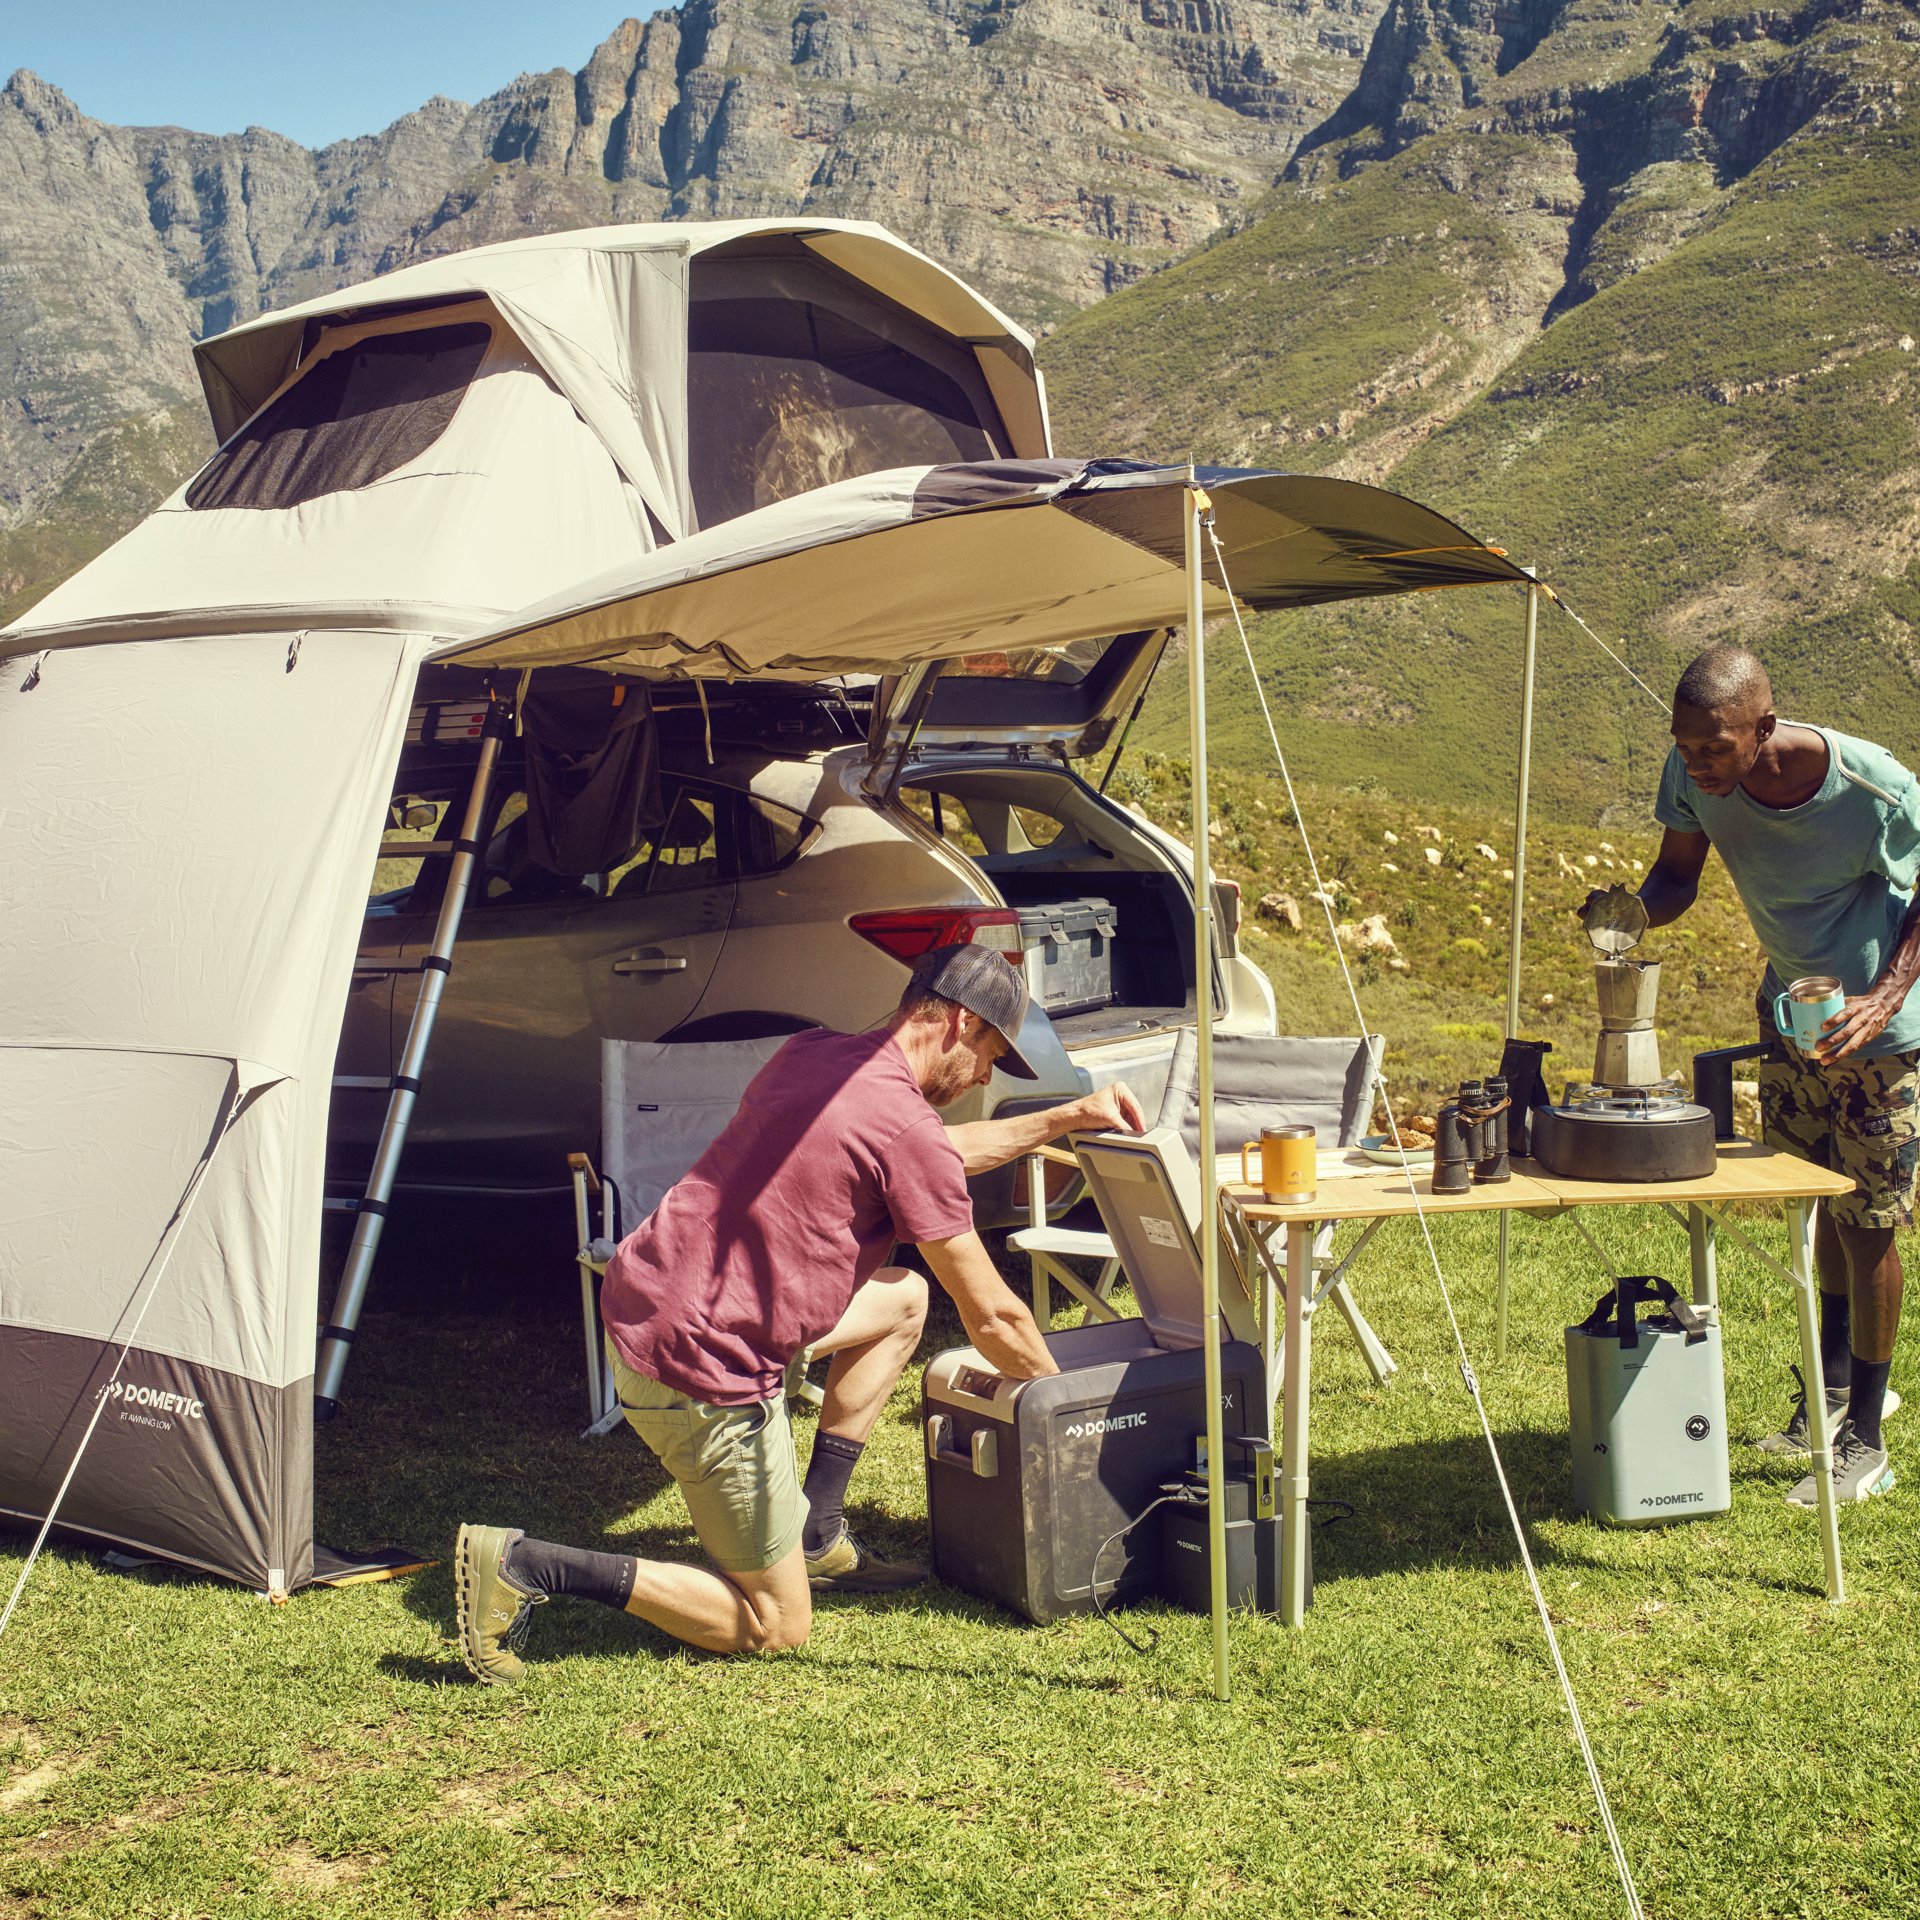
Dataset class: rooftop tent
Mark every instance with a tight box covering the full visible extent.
[18,220,1048,649]
[0,222,1043,1596]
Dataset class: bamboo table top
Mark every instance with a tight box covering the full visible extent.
[1221,1138,1855,1226]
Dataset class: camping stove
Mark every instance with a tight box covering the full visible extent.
[1530,886,1717,1182]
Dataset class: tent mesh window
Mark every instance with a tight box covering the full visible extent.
[187,321,492,512]
[688,299,994,528]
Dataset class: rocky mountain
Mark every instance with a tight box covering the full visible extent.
[7,0,1919,831]
[0,0,1385,591]
[1041,0,1920,822]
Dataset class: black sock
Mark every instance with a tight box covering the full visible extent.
[505,1535,637,1610]
[1820,1291,1852,1398]
[1848,1358,1893,1452]
[801,1431,866,1555]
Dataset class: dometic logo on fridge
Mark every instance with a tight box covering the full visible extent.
[1064,1412,1148,1439]
[1639,1490,1705,1508]
[105,1380,206,1429]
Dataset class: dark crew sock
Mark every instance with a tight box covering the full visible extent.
[1847,1357,1894,1453]
[1820,1291,1853,1398]
[801,1430,867,1555]
[505,1535,638,1611]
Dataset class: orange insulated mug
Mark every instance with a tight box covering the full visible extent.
[1242,1125,1315,1203]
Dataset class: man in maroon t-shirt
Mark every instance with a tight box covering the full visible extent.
[454,943,1145,1679]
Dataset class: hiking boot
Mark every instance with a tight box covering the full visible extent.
[454,1523,545,1684]
[1785,1422,1896,1509]
[1755,1366,1902,1456]
[803,1527,930,1594]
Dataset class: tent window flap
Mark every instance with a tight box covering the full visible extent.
[187,323,493,513]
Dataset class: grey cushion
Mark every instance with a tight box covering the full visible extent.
[1157,1031,1384,1159]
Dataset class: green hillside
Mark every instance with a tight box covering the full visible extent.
[1042,0,1920,823]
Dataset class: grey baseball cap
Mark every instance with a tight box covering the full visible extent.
[909,942,1039,1080]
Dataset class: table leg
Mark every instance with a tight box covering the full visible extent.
[1280,1213,1316,1627]
[1496,1213,1511,1363]
[1688,1203,1719,1314]
[1786,1198,1845,1604]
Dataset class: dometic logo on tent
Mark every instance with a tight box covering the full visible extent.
[1640,1490,1705,1508]
[1064,1413,1147,1439]
[104,1381,206,1420]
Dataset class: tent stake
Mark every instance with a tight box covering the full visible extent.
[1496,571,1540,1364]
[1185,471,1229,1703]
[314,702,511,1420]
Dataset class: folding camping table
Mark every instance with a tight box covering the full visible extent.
[1220,1140,1858,1628]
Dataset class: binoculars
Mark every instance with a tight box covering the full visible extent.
[1433,1076,1511,1194]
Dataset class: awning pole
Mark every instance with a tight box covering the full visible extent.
[1186,469,1229,1703]
[314,700,511,1421]
[1496,571,1541,1364]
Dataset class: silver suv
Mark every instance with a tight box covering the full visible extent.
[327,634,1276,1224]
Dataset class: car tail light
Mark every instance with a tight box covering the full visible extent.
[1212,878,1242,941]
[849,906,1023,965]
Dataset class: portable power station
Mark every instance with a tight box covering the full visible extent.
[1157,1436,1308,1616]
[1566,1274,1730,1527]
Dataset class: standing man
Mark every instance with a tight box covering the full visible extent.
[1601,644,1916,1507]
[454,943,1145,1679]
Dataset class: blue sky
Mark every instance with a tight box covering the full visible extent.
[8,4,649,149]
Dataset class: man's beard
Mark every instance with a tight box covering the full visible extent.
[925,1047,980,1108]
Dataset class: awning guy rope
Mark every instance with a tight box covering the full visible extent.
[1201,518,1645,1920]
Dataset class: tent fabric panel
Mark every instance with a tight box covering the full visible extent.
[197,324,304,450]
[0,632,428,1073]
[0,1326,311,1591]
[797,230,1033,354]
[0,1049,241,1353]
[489,248,690,542]
[970,341,1052,460]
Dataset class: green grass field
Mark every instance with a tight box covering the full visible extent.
[3,1200,1915,1919]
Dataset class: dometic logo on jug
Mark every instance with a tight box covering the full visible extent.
[1063,1412,1148,1439]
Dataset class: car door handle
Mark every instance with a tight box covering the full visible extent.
[612,954,689,975]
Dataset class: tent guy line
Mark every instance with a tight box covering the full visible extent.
[1205,516,1646,1920]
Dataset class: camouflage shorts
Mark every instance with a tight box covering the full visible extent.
[1756,1005,1920,1229]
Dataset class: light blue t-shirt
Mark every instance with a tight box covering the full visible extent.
[1654,725,1920,1058]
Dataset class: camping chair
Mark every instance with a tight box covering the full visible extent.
[568,1034,822,1437]
[1010,1031,1397,1403]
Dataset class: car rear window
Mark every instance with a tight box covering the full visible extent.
[187,321,492,512]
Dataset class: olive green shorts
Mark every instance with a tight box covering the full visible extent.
[1756,1008,1920,1230]
[605,1343,804,1574]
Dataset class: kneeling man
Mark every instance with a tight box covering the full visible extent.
[455,943,1143,1678]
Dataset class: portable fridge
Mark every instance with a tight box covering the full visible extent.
[924,1128,1268,1623]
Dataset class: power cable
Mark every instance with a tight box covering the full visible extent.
[1200,519,1645,1920]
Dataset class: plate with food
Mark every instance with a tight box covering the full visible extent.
[1360,1133,1435,1168]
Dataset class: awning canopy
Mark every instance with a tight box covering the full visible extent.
[437,459,1534,680]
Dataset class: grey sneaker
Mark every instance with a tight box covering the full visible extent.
[1754,1367,1901,1456]
[1785,1422,1895,1509]
[454,1523,545,1684]
[803,1527,930,1594]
